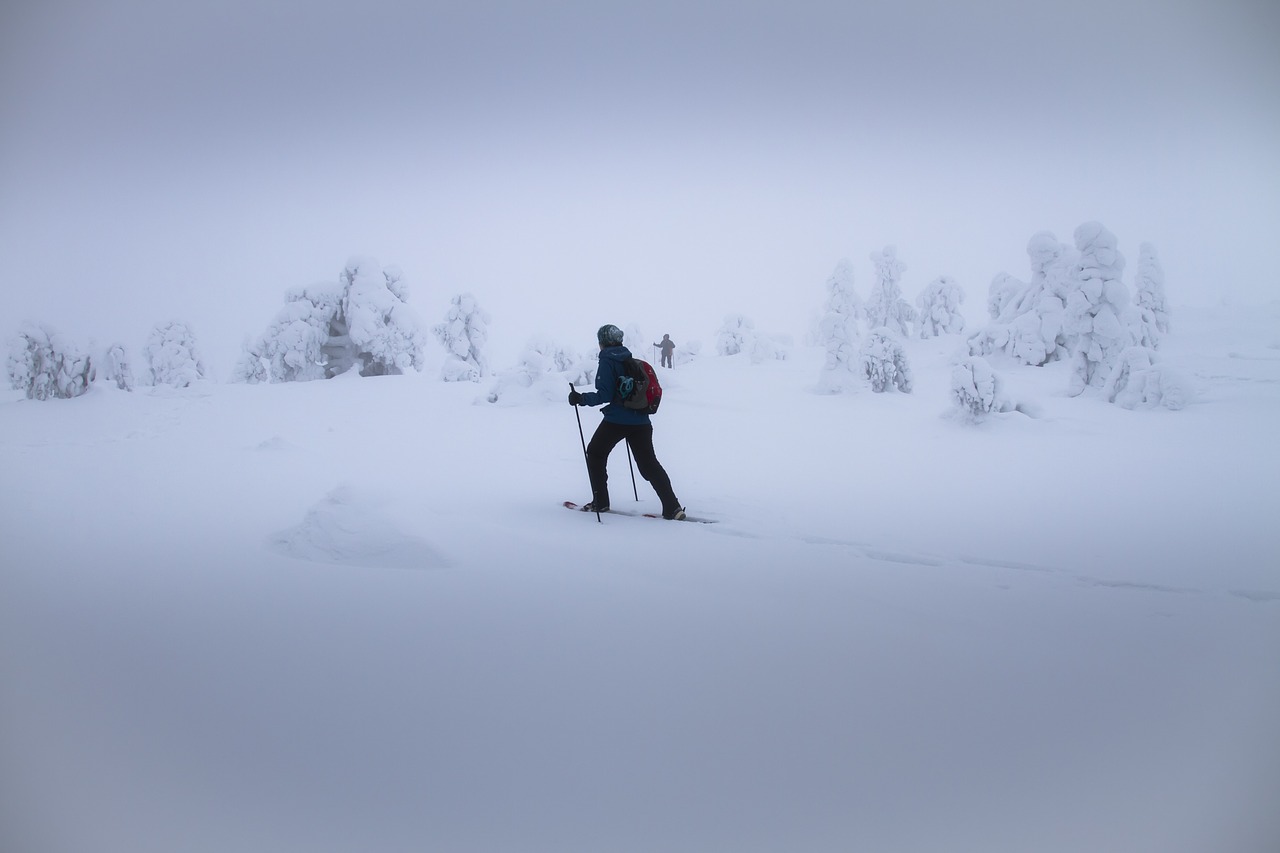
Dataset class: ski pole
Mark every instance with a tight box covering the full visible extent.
[570,382,601,522]
[625,441,639,501]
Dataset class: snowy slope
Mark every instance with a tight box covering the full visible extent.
[2,306,1278,853]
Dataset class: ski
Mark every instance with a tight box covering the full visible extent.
[563,501,717,524]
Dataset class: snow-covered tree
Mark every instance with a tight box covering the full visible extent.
[860,327,912,393]
[915,276,966,338]
[950,356,1015,423]
[716,314,754,356]
[1102,346,1189,410]
[1064,221,1133,395]
[6,325,95,400]
[987,273,1025,320]
[968,230,1077,368]
[485,337,593,406]
[104,343,134,391]
[717,315,787,363]
[816,258,863,393]
[145,321,206,388]
[234,257,428,382]
[1128,242,1170,349]
[234,285,340,383]
[434,292,490,382]
[865,246,915,336]
[344,259,428,377]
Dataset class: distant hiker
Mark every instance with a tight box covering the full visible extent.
[654,333,675,368]
[568,324,685,520]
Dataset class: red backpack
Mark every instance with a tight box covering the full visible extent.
[617,358,662,414]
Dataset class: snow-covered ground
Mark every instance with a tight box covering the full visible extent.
[3,305,1278,853]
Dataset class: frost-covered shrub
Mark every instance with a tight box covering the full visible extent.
[950,356,1015,423]
[816,258,863,393]
[916,276,966,338]
[105,343,134,391]
[145,321,206,388]
[1102,346,1189,410]
[749,334,790,364]
[7,325,95,400]
[235,257,428,382]
[1128,242,1170,349]
[1064,222,1134,395]
[673,339,702,367]
[485,337,593,406]
[865,246,915,336]
[344,259,428,377]
[434,292,490,382]
[860,327,912,393]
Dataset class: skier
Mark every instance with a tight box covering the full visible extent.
[569,324,685,519]
[654,333,676,368]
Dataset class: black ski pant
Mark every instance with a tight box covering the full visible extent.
[586,420,680,515]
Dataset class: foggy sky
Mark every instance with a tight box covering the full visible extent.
[2,0,1278,371]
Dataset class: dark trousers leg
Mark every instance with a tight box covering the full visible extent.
[586,421,680,514]
[585,421,628,508]
[625,425,681,515]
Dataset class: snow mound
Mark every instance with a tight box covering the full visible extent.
[270,484,448,570]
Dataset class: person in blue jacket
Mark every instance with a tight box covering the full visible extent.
[568,324,685,520]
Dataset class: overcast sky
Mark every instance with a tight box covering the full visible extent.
[2,0,1277,371]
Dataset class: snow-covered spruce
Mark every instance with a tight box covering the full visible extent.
[860,327,913,393]
[105,343,134,391]
[1064,221,1133,395]
[1128,242,1170,349]
[968,231,1076,367]
[234,258,427,382]
[717,314,788,363]
[915,276,966,338]
[343,259,427,377]
[716,314,753,356]
[485,337,593,406]
[865,246,915,336]
[6,324,95,400]
[1102,346,1189,410]
[145,321,206,388]
[949,356,1015,423]
[234,285,341,383]
[434,293,490,383]
[816,258,863,393]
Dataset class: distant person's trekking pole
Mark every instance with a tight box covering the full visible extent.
[570,382,601,522]
[625,441,639,501]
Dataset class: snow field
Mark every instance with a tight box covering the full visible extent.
[2,305,1279,852]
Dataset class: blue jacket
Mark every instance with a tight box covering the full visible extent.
[581,345,650,425]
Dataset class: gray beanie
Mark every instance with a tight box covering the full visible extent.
[596,324,624,345]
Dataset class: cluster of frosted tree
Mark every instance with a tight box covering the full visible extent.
[235,257,427,383]
[968,222,1174,401]
[434,293,490,382]
[915,277,965,338]
[145,321,207,388]
[815,259,863,393]
[485,337,593,406]
[6,325,95,400]
[717,314,788,363]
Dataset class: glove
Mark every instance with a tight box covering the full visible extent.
[568,390,583,405]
